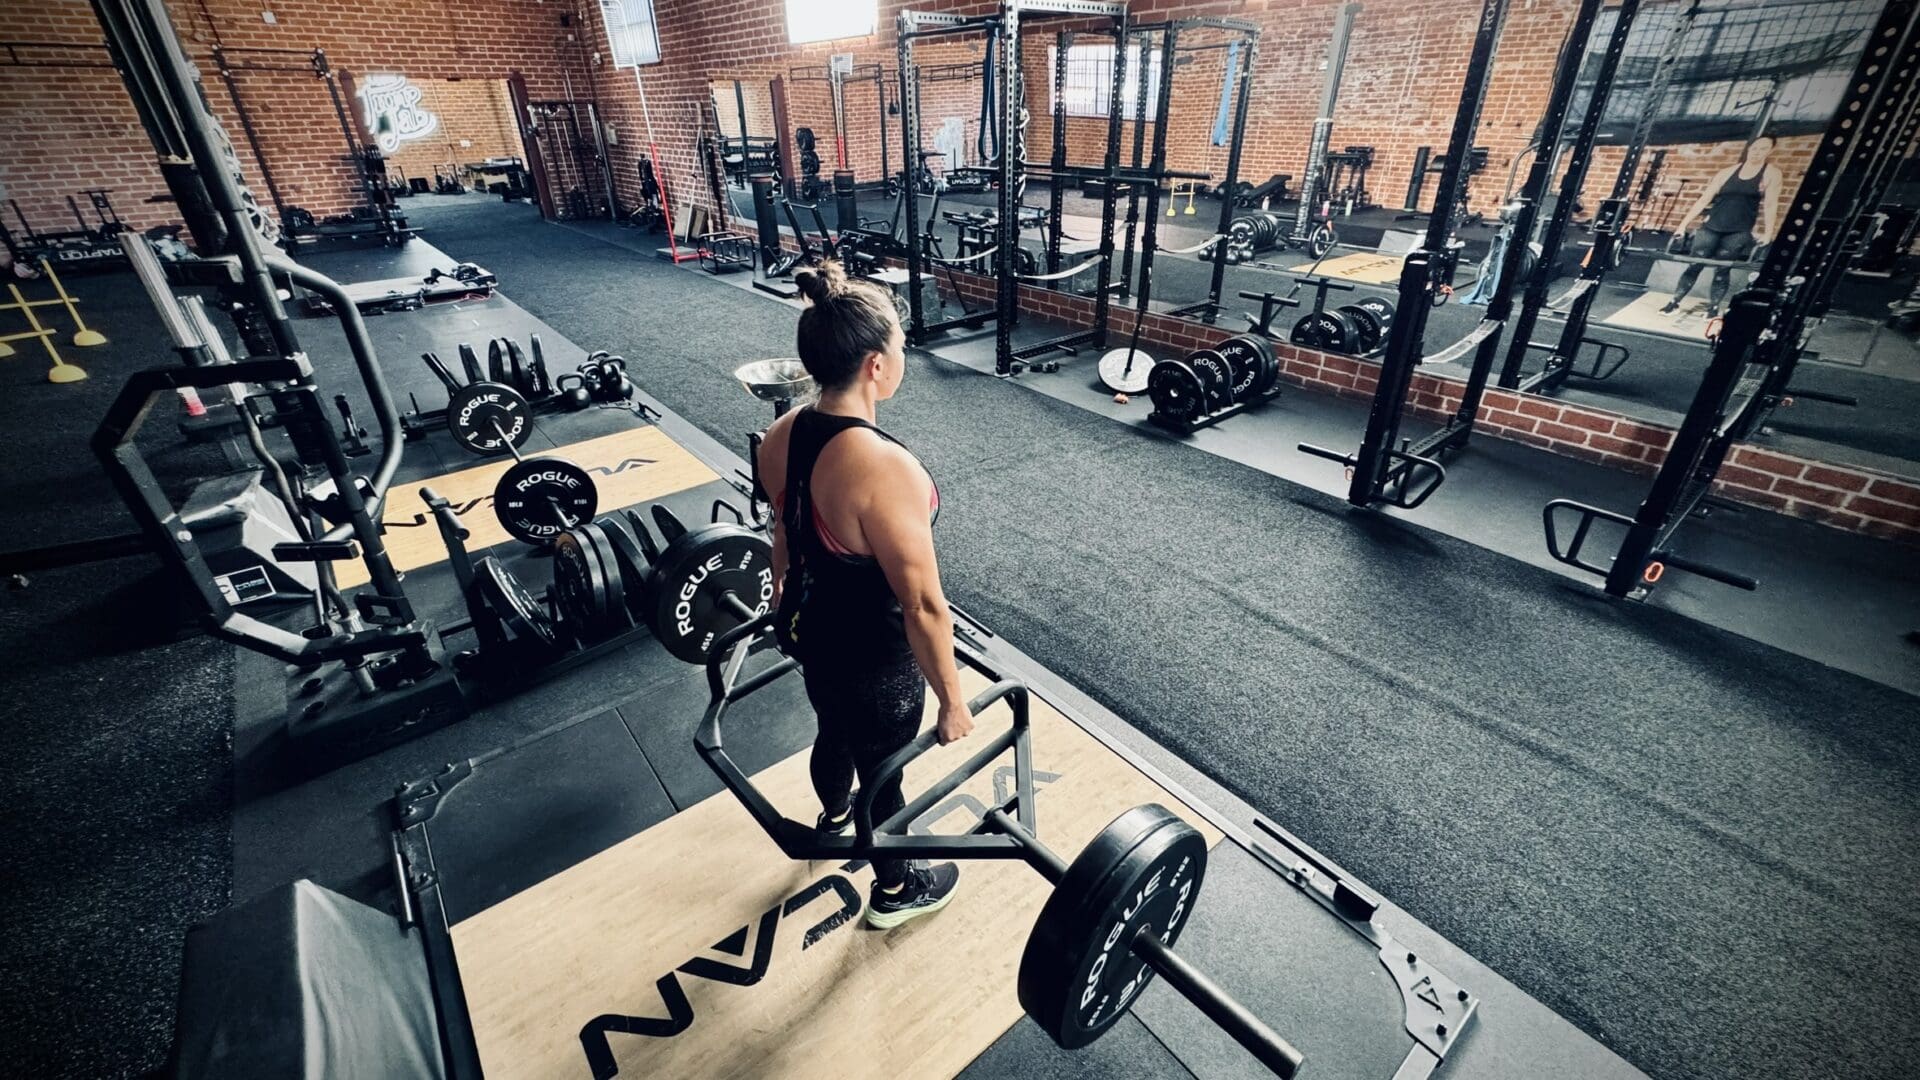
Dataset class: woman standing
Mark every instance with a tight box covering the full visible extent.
[1661,136,1782,318]
[757,261,972,929]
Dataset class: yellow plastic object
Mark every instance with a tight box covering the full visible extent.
[38,260,108,347]
[5,285,86,383]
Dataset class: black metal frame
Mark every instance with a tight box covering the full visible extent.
[1126,17,1259,327]
[1296,0,1515,510]
[1545,0,1920,599]
[1499,0,1698,396]
[898,4,1250,377]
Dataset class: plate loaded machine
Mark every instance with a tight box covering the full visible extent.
[1299,0,1618,512]
[1545,1,1920,600]
[65,0,780,777]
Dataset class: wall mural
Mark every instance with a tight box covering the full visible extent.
[357,74,440,153]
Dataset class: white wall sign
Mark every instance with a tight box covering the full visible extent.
[357,74,440,153]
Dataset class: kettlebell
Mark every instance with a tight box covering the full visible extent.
[555,371,593,411]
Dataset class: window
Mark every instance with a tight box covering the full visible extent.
[786,0,877,45]
[599,0,661,67]
[1050,44,1163,121]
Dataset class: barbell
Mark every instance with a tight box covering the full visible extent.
[694,615,1308,1075]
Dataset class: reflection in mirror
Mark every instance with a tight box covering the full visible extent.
[707,78,777,190]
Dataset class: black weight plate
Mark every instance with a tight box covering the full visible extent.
[507,338,529,396]
[599,515,654,621]
[623,508,662,565]
[580,522,629,635]
[458,342,484,386]
[1146,359,1206,426]
[1338,304,1384,354]
[488,338,509,385]
[551,529,605,637]
[493,457,599,544]
[1354,296,1396,340]
[476,557,557,650]
[1217,334,1278,398]
[1291,310,1353,354]
[446,381,532,456]
[1019,805,1208,1050]
[1211,340,1256,400]
[528,334,553,396]
[1187,349,1235,408]
[647,524,775,664]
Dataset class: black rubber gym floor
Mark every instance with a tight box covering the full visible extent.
[0,195,1914,1079]
[395,193,1918,1080]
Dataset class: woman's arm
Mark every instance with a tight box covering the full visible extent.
[1758,165,1783,241]
[861,448,970,743]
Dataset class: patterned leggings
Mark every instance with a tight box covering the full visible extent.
[803,656,926,888]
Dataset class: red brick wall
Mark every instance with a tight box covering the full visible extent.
[915,258,1920,543]
[0,0,594,228]
[378,77,521,184]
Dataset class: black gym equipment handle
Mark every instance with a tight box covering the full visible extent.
[271,256,405,532]
[856,678,1029,846]
[983,807,1305,1078]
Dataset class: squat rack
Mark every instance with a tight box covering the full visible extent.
[1544,0,1920,598]
[1499,1,1701,396]
[1119,17,1259,326]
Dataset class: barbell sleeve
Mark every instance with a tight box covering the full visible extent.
[719,591,758,622]
[1130,933,1304,1078]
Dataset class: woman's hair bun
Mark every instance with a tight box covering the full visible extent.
[794,260,848,306]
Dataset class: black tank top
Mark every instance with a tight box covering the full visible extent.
[774,407,937,669]
[1705,167,1764,233]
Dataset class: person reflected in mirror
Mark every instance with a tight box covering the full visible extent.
[1661,136,1783,319]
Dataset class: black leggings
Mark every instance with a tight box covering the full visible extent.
[803,656,926,889]
[1672,227,1756,312]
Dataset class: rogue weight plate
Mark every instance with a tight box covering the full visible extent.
[446,381,533,455]
[552,527,610,638]
[475,557,557,651]
[1019,804,1208,1050]
[1337,304,1385,354]
[1097,347,1154,394]
[623,508,662,565]
[493,457,598,544]
[645,524,774,664]
[458,342,485,386]
[528,334,553,397]
[1146,360,1206,426]
[507,338,529,396]
[488,338,510,385]
[599,516,655,622]
[1353,297,1396,345]
[580,522,630,634]
[1291,309,1358,354]
[1217,334,1278,398]
[1187,349,1235,408]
